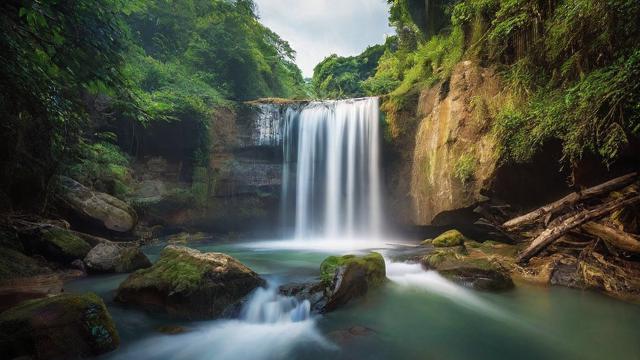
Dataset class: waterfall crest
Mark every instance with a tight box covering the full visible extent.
[278,97,383,240]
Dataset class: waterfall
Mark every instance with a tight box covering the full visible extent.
[280,97,383,240]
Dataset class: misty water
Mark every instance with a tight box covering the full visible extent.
[67,238,640,360]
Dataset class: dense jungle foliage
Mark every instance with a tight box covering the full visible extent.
[0,0,307,210]
[312,42,390,99]
[336,0,640,169]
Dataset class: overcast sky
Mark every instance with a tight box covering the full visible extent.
[254,0,394,78]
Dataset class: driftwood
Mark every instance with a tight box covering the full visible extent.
[503,172,637,230]
[517,195,640,263]
[582,222,640,254]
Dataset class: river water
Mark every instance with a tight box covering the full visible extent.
[66,237,640,360]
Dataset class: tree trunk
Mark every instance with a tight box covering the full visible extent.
[582,222,640,254]
[517,195,640,263]
[503,172,637,230]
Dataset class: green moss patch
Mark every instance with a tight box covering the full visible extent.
[320,252,386,286]
[42,227,92,260]
[432,230,467,247]
[120,246,210,293]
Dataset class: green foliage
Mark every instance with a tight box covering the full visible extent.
[0,0,134,208]
[454,153,478,185]
[379,0,640,167]
[67,138,132,197]
[312,43,388,98]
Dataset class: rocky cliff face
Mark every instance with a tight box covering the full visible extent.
[385,61,504,226]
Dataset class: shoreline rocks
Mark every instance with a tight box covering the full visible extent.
[56,176,137,233]
[84,242,152,273]
[115,245,264,319]
[0,292,119,359]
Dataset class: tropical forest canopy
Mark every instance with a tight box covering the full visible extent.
[0,0,307,209]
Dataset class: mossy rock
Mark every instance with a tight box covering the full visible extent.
[432,230,467,247]
[320,253,386,286]
[419,239,433,246]
[0,247,51,282]
[115,245,264,319]
[0,292,119,359]
[20,226,92,264]
[438,259,514,291]
[321,252,386,312]
[422,246,468,269]
[84,243,151,273]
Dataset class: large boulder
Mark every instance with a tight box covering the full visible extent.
[0,293,119,359]
[84,243,151,273]
[57,176,137,233]
[321,253,386,311]
[22,226,92,264]
[115,245,264,319]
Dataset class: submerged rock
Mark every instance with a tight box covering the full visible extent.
[422,246,514,291]
[56,176,137,233]
[115,245,264,319]
[321,253,386,311]
[84,242,151,273]
[431,229,467,247]
[0,292,119,359]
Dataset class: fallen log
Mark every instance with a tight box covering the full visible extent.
[517,195,640,263]
[503,172,637,230]
[582,222,640,254]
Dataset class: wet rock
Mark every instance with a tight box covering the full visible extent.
[438,262,514,291]
[56,176,137,233]
[321,253,386,312]
[278,282,327,313]
[0,293,120,359]
[71,259,87,273]
[84,243,151,273]
[422,247,514,291]
[432,229,467,247]
[115,245,264,319]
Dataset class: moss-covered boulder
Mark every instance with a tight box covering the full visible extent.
[22,226,92,264]
[84,243,151,273]
[0,292,119,359]
[56,176,137,233]
[438,259,514,291]
[432,229,467,247]
[321,253,386,312]
[422,247,514,291]
[115,245,264,319]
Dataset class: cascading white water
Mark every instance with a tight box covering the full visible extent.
[280,97,383,240]
[241,284,311,323]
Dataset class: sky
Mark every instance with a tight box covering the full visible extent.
[253,0,394,78]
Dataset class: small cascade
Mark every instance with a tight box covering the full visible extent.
[241,284,311,324]
[279,97,383,240]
